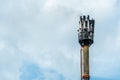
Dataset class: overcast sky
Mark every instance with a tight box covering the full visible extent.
[0,0,120,80]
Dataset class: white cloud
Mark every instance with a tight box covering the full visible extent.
[0,41,23,80]
[43,0,57,12]
[90,19,120,78]
[0,0,120,80]
[42,0,117,21]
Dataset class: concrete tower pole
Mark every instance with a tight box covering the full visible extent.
[78,15,95,80]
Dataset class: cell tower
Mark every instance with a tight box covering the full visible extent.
[78,15,95,80]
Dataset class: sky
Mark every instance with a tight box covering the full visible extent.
[0,0,120,80]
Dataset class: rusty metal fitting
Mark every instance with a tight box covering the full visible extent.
[82,74,90,79]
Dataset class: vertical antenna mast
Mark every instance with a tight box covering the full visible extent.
[78,15,95,80]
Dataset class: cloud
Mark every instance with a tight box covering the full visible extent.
[20,61,65,80]
[0,0,79,79]
[90,18,120,79]
[0,40,23,80]
[0,0,120,80]
[42,0,118,21]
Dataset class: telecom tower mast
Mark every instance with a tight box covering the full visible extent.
[78,15,95,80]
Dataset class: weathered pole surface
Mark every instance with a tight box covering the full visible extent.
[81,45,89,80]
[78,15,95,80]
